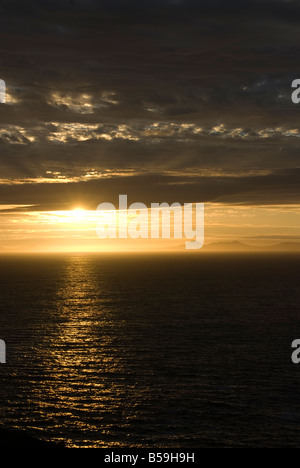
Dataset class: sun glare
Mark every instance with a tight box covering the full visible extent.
[72,207,86,220]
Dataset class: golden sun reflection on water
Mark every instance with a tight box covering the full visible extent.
[39,256,129,447]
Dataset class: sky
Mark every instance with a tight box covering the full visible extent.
[0,0,300,251]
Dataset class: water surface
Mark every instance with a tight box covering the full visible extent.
[0,253,299,448]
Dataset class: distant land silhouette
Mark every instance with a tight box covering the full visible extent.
[177,241,300,252]
[205,241,300,251]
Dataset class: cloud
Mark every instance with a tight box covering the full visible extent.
[0,0,300,207]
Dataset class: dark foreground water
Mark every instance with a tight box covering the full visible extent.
[0,253,300,448]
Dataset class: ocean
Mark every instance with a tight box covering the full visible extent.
[0,252,299,448]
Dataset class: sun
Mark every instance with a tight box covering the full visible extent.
[72,207,86,220]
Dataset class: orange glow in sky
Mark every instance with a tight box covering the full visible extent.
[0,203,299,253]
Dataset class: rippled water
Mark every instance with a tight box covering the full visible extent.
[0,253,300,447]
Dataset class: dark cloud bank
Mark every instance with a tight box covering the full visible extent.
[0,0,300,208]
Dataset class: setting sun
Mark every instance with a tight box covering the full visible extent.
[72,208,86,220]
